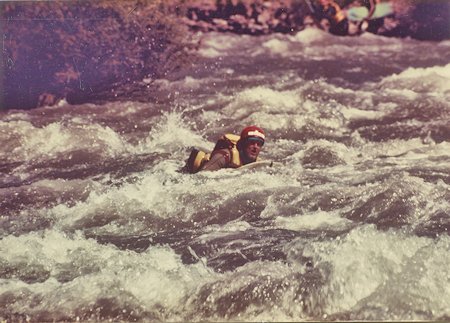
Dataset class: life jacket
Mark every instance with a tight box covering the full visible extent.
[211,133,242,168]
[185,133,242,173]
[185,148,210,174]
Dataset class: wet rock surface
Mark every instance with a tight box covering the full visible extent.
[0,1,195,110]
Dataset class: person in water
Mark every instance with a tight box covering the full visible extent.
[360,0,387,34]
[314,0,349,36]
[200,125,265,171]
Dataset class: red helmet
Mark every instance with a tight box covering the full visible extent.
[239,125,265,144]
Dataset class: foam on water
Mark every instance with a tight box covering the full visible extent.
[222,86,301,118]
[2,120,132,164]
[0,230,216,321]
[40,148,294,236]
[381,63,450,94]
[339,106,388,120]
[6,122,71,161]
[4,226,445,321]
[198,32,249,58]
[50,169,192,234]
[285,225,449,319]
[396,63,450,80]
[358,138,447,161]
[274,211,352,231]
[197,220,253,241]
[140,112,208,154]
[285,139,355,165]
[292,27,329,45]
[0,177,98,221]
[262,38,291,56]
[2,25,450,322]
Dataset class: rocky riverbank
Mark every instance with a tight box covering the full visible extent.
[182,0,449,39]
[1,0,448,110]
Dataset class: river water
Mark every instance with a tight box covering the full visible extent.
[1,28,450,321]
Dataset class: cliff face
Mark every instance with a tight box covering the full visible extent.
[0,1,194,110]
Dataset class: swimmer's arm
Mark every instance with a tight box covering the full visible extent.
[200,151,228,171]
[366,0,376,20]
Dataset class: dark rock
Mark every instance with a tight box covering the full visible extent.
[0,1,196,110]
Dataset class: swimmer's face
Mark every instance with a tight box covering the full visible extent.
[242,138,263,162]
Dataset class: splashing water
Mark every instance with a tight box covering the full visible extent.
[1,29,450,321]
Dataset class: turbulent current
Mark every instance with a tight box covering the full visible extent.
[1,29,450,321]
